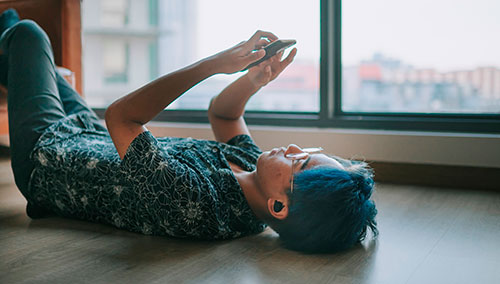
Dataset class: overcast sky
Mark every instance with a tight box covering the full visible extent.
[195,0,499,72]
[196,0,319,62]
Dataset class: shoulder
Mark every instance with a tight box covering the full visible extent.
[225,134,262,155]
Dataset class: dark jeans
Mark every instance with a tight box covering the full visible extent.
[0,20,103,204]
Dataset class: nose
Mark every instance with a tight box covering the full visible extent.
[285,144,303,156]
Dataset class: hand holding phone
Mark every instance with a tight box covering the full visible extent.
[244,39,296,70]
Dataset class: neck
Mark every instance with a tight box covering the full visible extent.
[232,169,270,221]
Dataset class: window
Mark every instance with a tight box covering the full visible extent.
[83,0,500,133]
[169,0,319,112]
[342,0,500,114]
[83,0,319,112]
[103,40,129,83]
[101,0,128,27]
[82,0,158,107]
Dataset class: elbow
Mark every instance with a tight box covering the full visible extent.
[207,97,220,120]
[207,97,239,121]
[207,97,216,116]
[104,102,122,131]
[104,103,115,128]
[105,102,145,131]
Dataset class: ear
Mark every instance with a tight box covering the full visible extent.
[267,198,289,220]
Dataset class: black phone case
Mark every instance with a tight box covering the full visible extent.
[244,39,296,70]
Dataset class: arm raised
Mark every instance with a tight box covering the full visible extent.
[105,30,277,159]
[208,47,297,143]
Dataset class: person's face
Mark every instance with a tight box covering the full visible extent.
[255,144,345,198]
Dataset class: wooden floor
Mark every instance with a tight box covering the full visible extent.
[1,158,499,284]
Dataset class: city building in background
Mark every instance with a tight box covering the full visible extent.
[82,0,320,112]
[82,0,197,108]
[342,0,500,115]
[343,53,500,113]
[83,0,498,115]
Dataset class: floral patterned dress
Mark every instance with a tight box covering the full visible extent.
[27,112,266,239]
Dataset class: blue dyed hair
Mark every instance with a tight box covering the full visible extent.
[269,157,378,253]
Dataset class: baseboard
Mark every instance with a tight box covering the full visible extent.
[370,161,500,191]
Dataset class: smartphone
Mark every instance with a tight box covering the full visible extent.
[244,39,296,70]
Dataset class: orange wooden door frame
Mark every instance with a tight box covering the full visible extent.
[0,0,82,137]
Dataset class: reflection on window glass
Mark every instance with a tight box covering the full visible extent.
[82,0,157,107]
[83,0,320,112]
[343,0,500,114]
[103,40,128,83]
[101,0,128,27]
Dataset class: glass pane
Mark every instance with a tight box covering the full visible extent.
[101,0,128,27]
[82,0,320,112]
[103,40,128,83]
[82,0,155,107]
[342,0,500,114]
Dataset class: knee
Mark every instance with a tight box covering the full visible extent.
[12,20,45,36]
[9,20,48,43]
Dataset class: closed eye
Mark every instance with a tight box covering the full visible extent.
[300,157,311,170]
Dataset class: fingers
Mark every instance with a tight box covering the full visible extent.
[244,49,266,65]
[255,39,270,50]
[263,65,272,82]
[268,51,284,65]
[279,47,297,69]
[258,64,273,84]
[248,30,278,43]
[244,30,278,51]
[266,48,297,80]
[277,50,284,61]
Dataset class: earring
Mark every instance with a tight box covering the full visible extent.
[273,201,284,213]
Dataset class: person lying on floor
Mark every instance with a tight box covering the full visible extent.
[0,9,377,253]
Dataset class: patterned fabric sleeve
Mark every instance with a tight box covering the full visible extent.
[226,134,262,156]
[120,131,195,186]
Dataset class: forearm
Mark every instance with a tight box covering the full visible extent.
[209,74,261,120]
[107,58,217,126]
[105,30,275,158]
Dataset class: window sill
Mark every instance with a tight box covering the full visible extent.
[145,121,500,168]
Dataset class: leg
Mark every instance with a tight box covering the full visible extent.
[0,20,66,200]
[55,70,106,131]
[55,71,94,116]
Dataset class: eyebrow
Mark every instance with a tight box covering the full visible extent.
[300,157,312,170]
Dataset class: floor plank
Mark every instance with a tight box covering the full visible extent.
[1,158,499,284]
